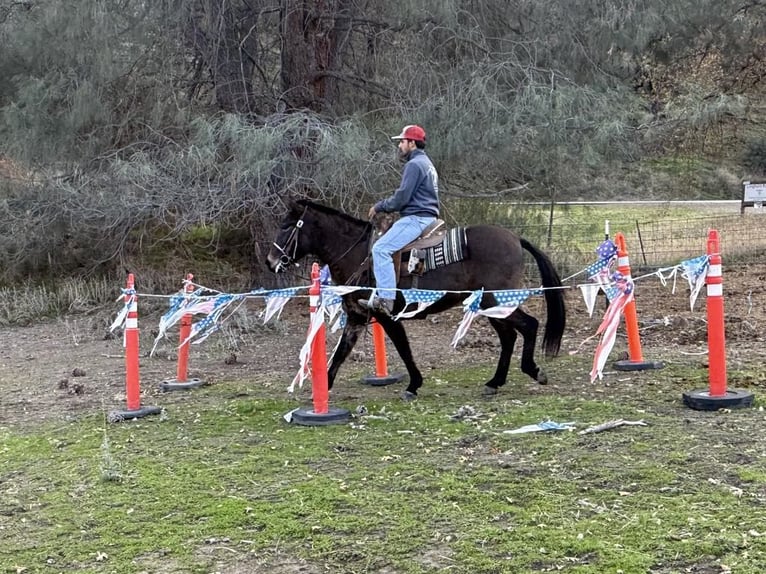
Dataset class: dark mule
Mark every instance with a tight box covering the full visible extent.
[266,199,566,399]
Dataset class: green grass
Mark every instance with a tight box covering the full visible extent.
[3,360,766,573]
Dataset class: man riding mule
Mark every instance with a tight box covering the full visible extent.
[266,199,566,400]
[360,124,440,316]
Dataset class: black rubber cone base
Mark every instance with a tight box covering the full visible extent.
[682,388,754,411]
[362,372,405,386]
[108,405,162,423]
[159,378,205,392]
[290,406,351,426]
[614,359,666,372]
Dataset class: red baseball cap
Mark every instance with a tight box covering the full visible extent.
[391,124,426,142]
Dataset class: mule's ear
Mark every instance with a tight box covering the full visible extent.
[281,195,300,213]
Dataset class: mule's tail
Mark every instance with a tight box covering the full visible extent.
[520,238,566,357]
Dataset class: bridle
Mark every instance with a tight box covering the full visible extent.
[271,204,372,278]
[271,209,307,273]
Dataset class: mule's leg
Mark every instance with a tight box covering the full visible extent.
[375,315,423,400]
[327,319,366,390]
[511,309,546,384]
[483,317,517,395]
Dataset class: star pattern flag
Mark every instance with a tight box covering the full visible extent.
[589,272,634,382]
[109,288,136,333]
[152,291,190,355]
[578,239,618,310]
[450,288,542,347]
[680,255,709,310]
[321,286,346,329]
[319,265,332,285]
[451,290,483,348]
[289,308,326,392]
[478,288,542,319]
[596,239,618,260]
[184,294,241,345]
[151,289,214,353]
[578,283,602,317]
[262,288,302,324]
[396,289,447,319]
[322,285,364,331]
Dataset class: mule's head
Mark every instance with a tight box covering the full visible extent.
[266,200,312,273]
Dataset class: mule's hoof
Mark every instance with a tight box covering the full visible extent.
[536,370,548,385]
[482,385,499,396]
[400,390,418,402]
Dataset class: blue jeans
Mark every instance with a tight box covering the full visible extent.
[372,215,436,300]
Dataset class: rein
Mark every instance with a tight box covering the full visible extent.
[328,224,372,268]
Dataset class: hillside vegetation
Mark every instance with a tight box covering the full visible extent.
[0,0,764,287]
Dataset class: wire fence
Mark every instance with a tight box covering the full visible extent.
[522,212,766,277]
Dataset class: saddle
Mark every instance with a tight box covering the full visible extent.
[371,217,466,287]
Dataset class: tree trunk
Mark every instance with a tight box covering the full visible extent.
[279,0,355,113]
[186,0,258,115]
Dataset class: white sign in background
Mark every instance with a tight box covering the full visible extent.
[743,181,766,202]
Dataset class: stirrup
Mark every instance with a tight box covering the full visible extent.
[359,297,393,316]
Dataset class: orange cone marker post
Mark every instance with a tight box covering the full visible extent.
[125,274,141,410]
[108,274,161,422]
[707,234,727,396]
[362,319,404,386]
[613,233,664,372]
[160,274,205,391]
[290,263,351,426]
[683,230,753,410]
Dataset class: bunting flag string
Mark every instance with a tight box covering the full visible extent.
[289,308,326,393]
[478,288,542,319]
[451,289,483,348]
[579,283,602,317]
[261,288,303,324]
[680,255,710,310]
[110,239,712,390]
[150,288,209,355]
[589,272,634,382]
[181,294,242,346]
[395,288,447,319]
[580,239,618,314]
[450,288,541,347]
[321,286,363,331]
[109,288,136,333]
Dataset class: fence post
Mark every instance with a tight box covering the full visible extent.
[159,273,206,391]
[108,274,162,422]
[613,232,665,372]
[683,230,753,410]
[291,263,351,426]
[362,319,405,386]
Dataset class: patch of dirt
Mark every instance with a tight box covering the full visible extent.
[1,265,765,428]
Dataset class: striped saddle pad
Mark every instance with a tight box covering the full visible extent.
[408,227,468,274]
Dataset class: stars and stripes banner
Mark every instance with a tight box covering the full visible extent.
[150,288,211,354]
[451,289,483,348]
[578,239,617,315]
[589,272,634,382]
[480,288,542,319]
[681,255,709,310]
[395,288,447,319]
[578,283,601,317]
[109,288,136,333]
[585,239,617,279]
[262,288,302,324]
[450,288,540,347]
[289,308,326,392]
[184,294,243,345]
[321,285,361,332]
[120,241,713,390]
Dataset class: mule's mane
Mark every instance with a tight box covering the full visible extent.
[296,199,368,228]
